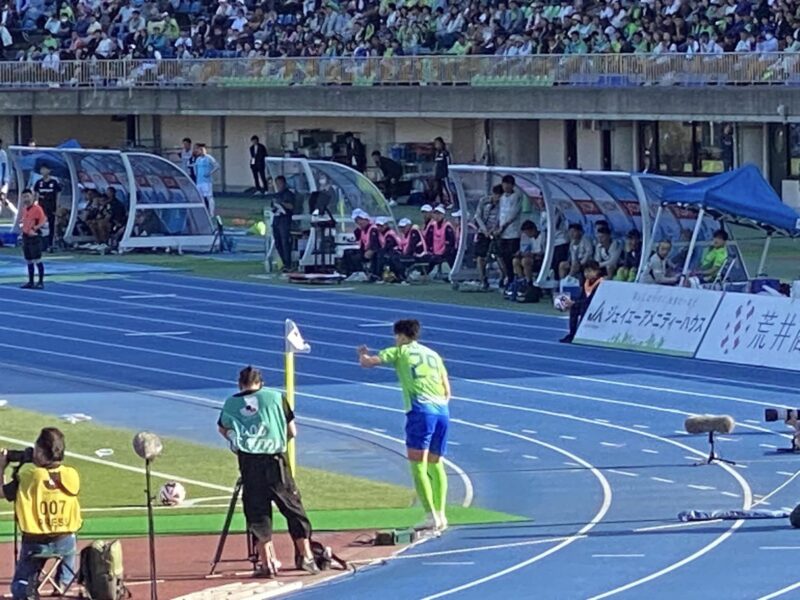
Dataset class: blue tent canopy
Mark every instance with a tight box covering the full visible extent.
[661,164,800,236]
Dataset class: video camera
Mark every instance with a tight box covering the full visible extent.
[5,447,33,464]
[765,409,800,423]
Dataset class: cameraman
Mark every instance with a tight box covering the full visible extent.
[217,366,318,578]
[1,428,82,600]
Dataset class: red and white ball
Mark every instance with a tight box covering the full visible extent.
[553,293,572,312]
[159,481,187,506]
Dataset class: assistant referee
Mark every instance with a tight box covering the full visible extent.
[217,366,318,577]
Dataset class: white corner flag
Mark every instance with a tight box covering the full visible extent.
[285,319,311,354]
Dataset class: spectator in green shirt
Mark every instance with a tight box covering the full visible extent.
[693,229,730,282]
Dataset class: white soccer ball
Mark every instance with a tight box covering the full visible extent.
[553,293,572,312]
[159,481,186,507]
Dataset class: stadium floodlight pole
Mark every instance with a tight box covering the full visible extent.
[284,319,311,476]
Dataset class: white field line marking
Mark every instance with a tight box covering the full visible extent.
[522,429,537,434]
[120,293,177,299]
[650,477,675,484]
[687,484,716,491]
[745,420,761,424]
[357,322,395,328]
[124,331,191,337]
[721,492,741,498]
[348,536,579,563]
[760,444,779,449]
[423,562,475,566]
[448,441,461,446]
[760,547,800,551]
[607,469,638,478]
[758,579,800,599]
[3,289,794,450]
[294,286,355,292]
[43,281,798,398]
[633,425,650,429]
[778,471,795,477]
[634,520,722,533]
[674,430,688,436]
[522,455,539,460]
[482,447,508,454]
[594,418,610,423]
[563,461,582,468]
[642,449,659,455]
[592,554,644,558]
[483,423,500,428]
[601,442,625,448]
[559,435,577,440]
[752,469,800,509]
[0,434,231,492]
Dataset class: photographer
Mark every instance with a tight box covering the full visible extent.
[217,366,318,578]
[1,428,82,600]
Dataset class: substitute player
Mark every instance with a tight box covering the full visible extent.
[357,319,451,532]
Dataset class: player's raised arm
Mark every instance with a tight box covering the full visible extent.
[357,345,382,368]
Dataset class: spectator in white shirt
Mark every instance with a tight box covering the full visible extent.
[735,32,753,52]
[593,225,622,278]
[559,223,594,279]
[42,47,60,72]
[757,32,779,53]
[512,220,545,285]
[642,240,680,285]
[231,8,248,32]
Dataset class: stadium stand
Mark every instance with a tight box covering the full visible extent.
[5,0,800,65]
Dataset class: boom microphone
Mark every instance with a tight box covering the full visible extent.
[133,432,163,461]
[684,415,735,435]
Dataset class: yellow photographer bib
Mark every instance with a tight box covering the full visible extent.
[14,464,82,536]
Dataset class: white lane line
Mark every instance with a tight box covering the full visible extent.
[607,469,638,478]
[559,435,577,440]
[687,485,716,491]
[760,444,778,449]
[721,492,740,498]
[521,429,537,434]
[734,464,749,469]
[357,322,395,328]
[483,423,500,428]
[448,441,461,446]
[650,477,675,484]
[758,580,800,600]
[745,419,761,425]
[120,293,176,299]
[294,286,355,292]
[124,331,191,337]
[642,449,659,455]
[778,471,795,477]
[674,430,688,435]
[600,442,625,448]
[716,436,739,443]
[633,425,650,429]
[595,419,610,423]
[684,456,698,461]
[371,428,388,433]
[423,562,475,566]
[522,455,539,461]
[562,461,582,468]
[592,554,645,558]
[482,447,508,454]
[760,547,800,551]
[634,520,721,533]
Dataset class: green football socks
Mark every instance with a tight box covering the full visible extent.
[409,460,435,513]
[427,461,448,515]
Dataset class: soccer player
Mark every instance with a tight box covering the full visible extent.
[193,143,219,216]
[357,319,451,532]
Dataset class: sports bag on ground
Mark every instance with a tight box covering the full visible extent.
[79,540,129,600]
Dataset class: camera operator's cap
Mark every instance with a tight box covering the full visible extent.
[420,204,433,213]
[434,205,447,214]
[375,216,391,226]
[398,217,412,227]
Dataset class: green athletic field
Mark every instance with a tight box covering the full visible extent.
[0,408,522,540]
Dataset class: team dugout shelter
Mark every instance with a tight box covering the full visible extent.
[447,166,752,289]
[262,157,394,272]
[10,144,215,250]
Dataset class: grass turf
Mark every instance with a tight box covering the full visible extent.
[0,407,415,519]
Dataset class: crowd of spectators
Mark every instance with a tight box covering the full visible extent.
[4,0,800,64]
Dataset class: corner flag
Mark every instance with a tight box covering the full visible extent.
[285,319,311,354]
[284,319,309,476]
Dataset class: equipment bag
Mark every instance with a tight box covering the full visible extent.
[79,540,129,600]
[517,284,541,303]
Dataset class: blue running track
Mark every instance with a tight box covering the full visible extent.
[2,272,800,599]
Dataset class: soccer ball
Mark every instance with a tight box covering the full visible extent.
[159,481,186,507]
[553,293,572,312]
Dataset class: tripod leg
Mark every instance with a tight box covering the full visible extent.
[209,479,242,576]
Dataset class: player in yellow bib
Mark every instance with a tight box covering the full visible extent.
[358,319,451,532]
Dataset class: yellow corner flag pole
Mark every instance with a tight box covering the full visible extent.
[284,319,310,477]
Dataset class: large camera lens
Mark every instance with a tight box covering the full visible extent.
[6,447,34,463]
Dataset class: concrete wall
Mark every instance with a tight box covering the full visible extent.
[31,115,126,147]
[611,122,635,171]
[539,121,565,168]
[576,125,601,170]
[739,124,765,171]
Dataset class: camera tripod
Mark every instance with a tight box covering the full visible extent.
[208,478,260,576]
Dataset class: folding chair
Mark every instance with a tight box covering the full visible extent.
[34,550,77,597]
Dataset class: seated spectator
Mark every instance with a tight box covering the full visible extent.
[560,260,604,344]
[691,229,730,283]
[559,223,594,280]
[428,205,457,271]
[343,209,380,280]
[614,230,642,282]
[593,225,622,278]
[398,217,429,264]
[473,184,502,290]
[642,240,680,285]
[420,202,434,244]
[511,220,545,286]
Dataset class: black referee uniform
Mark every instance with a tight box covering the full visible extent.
[33,176,62,250]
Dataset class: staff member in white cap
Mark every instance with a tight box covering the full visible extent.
[420,204,434,249]
[345,209,381,280]
[399,218,428,261]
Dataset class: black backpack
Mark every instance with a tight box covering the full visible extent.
[78,540,130,600]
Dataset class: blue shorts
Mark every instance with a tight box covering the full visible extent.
[405,411,449,456]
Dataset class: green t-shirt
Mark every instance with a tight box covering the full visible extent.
[701,245,728,276]
[218,388,291,455]
[379,341,449,414]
